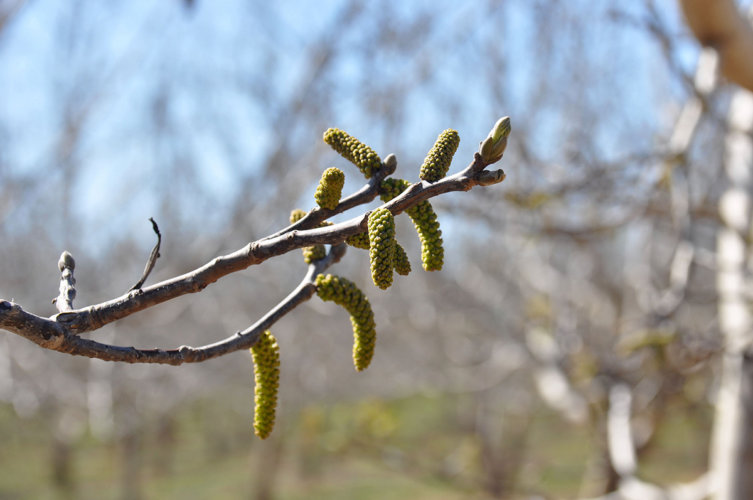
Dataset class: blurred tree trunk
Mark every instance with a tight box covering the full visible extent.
[152,414,177,477]
[45,407,80,500]
[679,4,753,498]
[51,433,75,500]
[120,431,144,500]
[250,434,283,500]
[472,392,530,498]
[712,89,753,500]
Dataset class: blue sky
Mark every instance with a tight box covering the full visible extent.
[0,0,699,253]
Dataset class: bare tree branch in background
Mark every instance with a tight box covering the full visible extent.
[679,2,753,499]
[0,0,29,38]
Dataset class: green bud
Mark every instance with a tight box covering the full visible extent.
[419,129,460,183]
[250,331,280,439]
[479,116,511,164]
[490,116,512,143]
[314,167,345,210]
[315,274,377,371]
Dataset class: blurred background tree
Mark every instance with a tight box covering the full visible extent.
[1,0,752,499]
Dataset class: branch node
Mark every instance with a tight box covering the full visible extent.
[469,152,487,174]
[330,242,347,263]
[178,345,192,360]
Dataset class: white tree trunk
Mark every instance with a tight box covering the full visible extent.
[712,89,753,500]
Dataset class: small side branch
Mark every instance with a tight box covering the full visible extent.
[265,158,393,240]
[53,251,76,313]
[3,244,347,364]
[130,217,162,291]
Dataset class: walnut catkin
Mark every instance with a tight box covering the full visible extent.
[289,209,326,264]
[323,128,382,179]
[315,167,345,210]
[367,208,396,290]
[380,178,444,271]
[315,274,376,371]
[419,129,460,182]
[250,330,280,439]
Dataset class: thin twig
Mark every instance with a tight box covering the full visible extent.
[130,217,162,291]
[265,160,391,240]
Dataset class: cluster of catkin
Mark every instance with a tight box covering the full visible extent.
[249,119,511,439]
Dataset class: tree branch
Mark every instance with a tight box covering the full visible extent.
[0,147,506,363]
[1,243,346,364]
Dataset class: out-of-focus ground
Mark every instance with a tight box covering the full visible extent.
[0,393,710,499]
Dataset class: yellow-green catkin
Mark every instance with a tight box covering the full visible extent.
[393,242,411,276]
[346,231,370,249]
[347,231,411,276]
[380,178,444,271]
[315,274,376,371]
[250,331,280,439]
[367,208,395,290]
[419,129,460,182]
[315,167,345,210]
[290,209,326,263]
[323,128,382,179]
[289,209,306,224]
[303,245,326,263]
